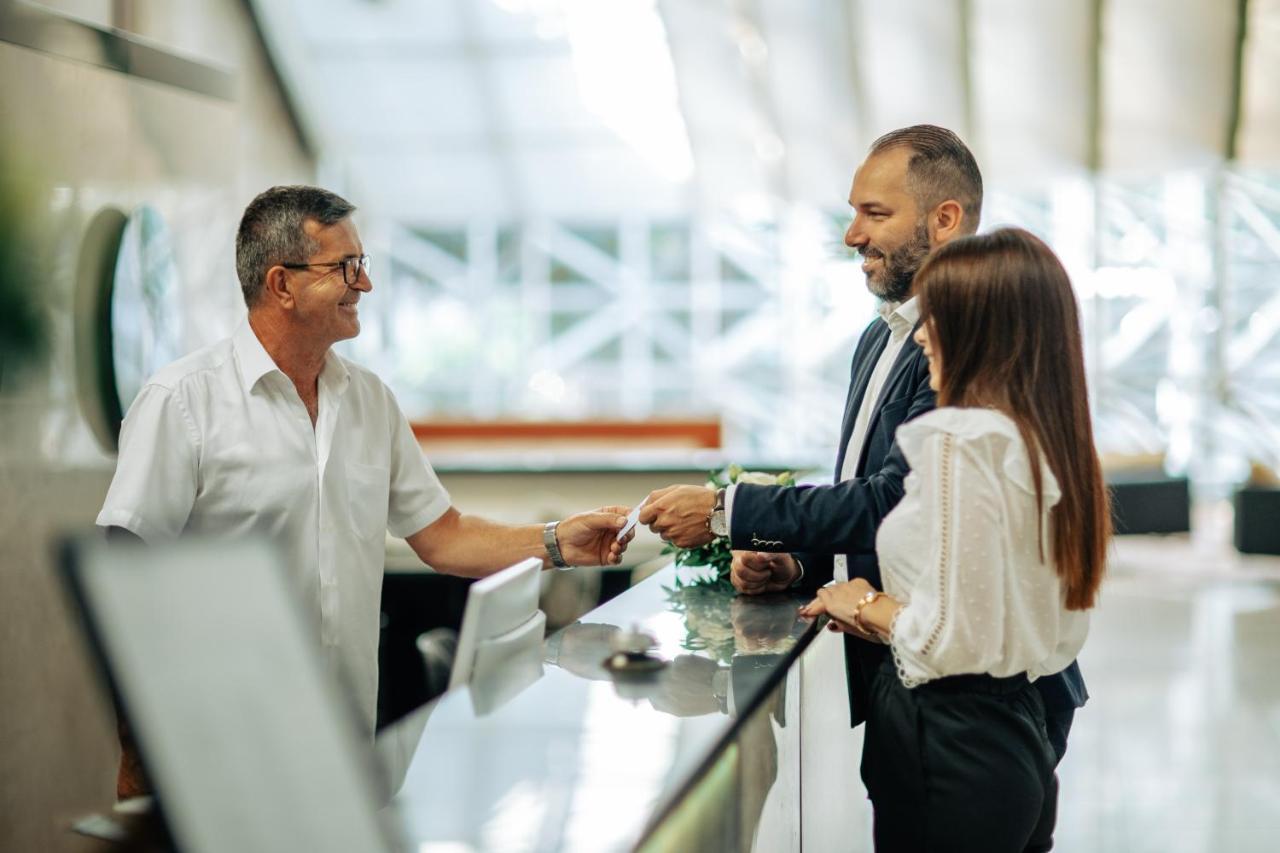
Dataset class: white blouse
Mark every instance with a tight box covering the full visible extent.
[877,407,1090,688]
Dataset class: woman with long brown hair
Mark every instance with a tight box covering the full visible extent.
[801,227,1110,852]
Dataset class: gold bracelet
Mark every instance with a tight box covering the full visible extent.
[852,590,885,632]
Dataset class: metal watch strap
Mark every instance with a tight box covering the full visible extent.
[708,488,728,537]
[543,521,570,570]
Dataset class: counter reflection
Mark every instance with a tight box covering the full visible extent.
[376,565,816,853]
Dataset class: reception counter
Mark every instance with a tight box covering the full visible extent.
[375,564,820,852]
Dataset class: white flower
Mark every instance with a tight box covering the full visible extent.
[735,470,779,486]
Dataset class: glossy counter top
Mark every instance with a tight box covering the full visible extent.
[375,564,818,852]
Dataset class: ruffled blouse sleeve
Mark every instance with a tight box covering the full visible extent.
[888,428,1009,687]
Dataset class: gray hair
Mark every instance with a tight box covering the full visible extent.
[235,185,356,307]
[869,125,983,234]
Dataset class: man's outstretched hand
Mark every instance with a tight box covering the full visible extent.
[638,485,717,548]
[556,505,635,566]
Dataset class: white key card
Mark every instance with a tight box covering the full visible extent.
[617,497,648,542]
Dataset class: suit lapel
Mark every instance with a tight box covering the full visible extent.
[869,329,921,417]
[852,331,922,475]
[833,320,890,479]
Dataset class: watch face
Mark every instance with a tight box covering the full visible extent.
[711,511,729,537]
[111,206,183,416]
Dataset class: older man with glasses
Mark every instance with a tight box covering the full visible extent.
[97,185,633,798]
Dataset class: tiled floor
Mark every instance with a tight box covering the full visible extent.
[1054,505,1280,853]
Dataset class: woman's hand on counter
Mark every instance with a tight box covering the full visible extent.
[799,578,900,644]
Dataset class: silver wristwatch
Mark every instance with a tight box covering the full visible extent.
[708,488,728,538]
[543,521,570,570]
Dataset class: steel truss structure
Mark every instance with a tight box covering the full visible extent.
[346,172,1280,488]
[345,213,876,464]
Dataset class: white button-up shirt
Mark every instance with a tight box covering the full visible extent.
[879,408,1089,685]
[833,296,919,581]
[97,320,452,735]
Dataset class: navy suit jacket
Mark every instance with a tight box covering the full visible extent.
[730,315,1087,726]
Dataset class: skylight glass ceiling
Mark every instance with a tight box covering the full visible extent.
[253,0,1279,224]
[250,0,1280,489]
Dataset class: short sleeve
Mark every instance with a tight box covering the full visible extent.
[96,384,199,543]
[385,398,452,538]
[888,431,1007,686]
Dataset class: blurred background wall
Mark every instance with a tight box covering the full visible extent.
[0,3,312,849]
[245,0,1280,491]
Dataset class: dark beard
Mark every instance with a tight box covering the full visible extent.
[870,221,931,303]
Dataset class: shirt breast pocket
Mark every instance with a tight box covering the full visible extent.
[345,462,391,542]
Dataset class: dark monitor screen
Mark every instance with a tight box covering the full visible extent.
[60,535,400,853]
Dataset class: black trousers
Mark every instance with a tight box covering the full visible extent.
[1044,705,1073,766]
[861,661,1059,853]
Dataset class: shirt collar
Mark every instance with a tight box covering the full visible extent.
[877,296,920,338]
[231,320,351,397]
[319,348,351,398]
[233,319,282,394]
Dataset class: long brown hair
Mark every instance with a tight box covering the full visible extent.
[915,227,1109,610]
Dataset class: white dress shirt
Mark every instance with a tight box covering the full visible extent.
[878,407,1090,687]
[831,296,919,582]
[97,320,452,735]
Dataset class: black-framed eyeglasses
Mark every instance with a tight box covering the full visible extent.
[281,254,370,285]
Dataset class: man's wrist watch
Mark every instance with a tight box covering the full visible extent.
[543,521,570,570]
[708,488,728,538]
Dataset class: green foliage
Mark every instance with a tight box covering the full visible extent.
[664,534,735,582]
[664,572,736,659]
